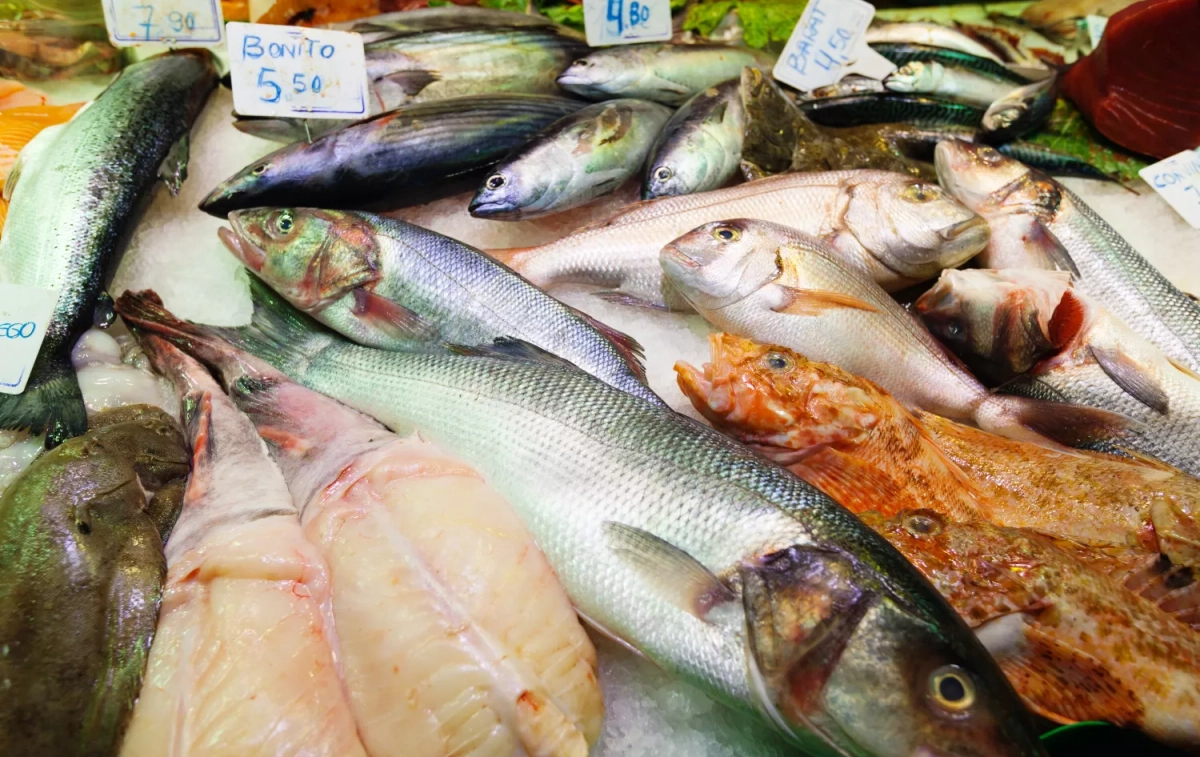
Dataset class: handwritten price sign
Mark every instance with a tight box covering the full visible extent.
[227,23,370,120]
[1141,149,1200,229]
[583,0,671,46]
[0,283,57,396]
[102,0,223,47]
[773,0,894,92]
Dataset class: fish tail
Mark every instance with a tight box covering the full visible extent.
[0,348,86,448]
[975,394,1137,448]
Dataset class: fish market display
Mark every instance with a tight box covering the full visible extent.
[120,338,368,757]
[661,219,1124,445]
[491,170,989,310]
[956,18,1076,68]
[676,333,1200,569]
[918,268,1200,480]
[1020,0,1142,37]
[201,94,582,216]
[800,93,985,128]
[221,208,659,404]
[0,101,83,233]
[470,99,671,219]
[116,288,1049,757]
[643,79,745,200]
[864,510,1200,752]
[0,49,215,446]
[557,43,774,106]
[870,43,1024,82]
[981,76,1058,141]
[865,22,1006,62]
[935,140,1200,375]
[331,7,559,40]
[0,405,189,756]
[884,60,1028,109]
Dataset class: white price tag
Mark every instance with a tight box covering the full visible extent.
[583,0,671,46]
[102,0,224,47]
[773,0,895,92]
[227,23,370,120]
[1085,14,1108,49]
[0,283,58,396]
[1141,149,1200,229]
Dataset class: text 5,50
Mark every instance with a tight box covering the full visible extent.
[256,69,324,104]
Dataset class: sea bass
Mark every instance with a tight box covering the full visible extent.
[491,170,990,310]
[917,267,1200,479]
[935,139,1200,374]
[0,405,189,756]
[116,285,1050,757]
[643,78,745,200]
[676,333,1200,569]
[0,49,215,446]
[221,208,658,404]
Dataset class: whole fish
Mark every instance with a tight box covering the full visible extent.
[884,60,1027,108]
[556,43,774,106]
[116,287,1050,757]
[917,268,1200,480]
[864,510,1200,753]
[329,7,559,42]
[470,98,671,219]
[127,332,604,757]
[221,208,659,404]
[980,76,1057,141]
[0,50,215,446]
[660,218,1126,445]
[865,22,1007,63]
[490,170,990,311]
[200,94,583,217]
[0,405,189,756]
[801,74,885,100]
[676,333,1200,569]
[870,42,1028,81]
[934,139,1200,374]
[800,93,985,128]
[643,79,745,200]
[120,339,368,757]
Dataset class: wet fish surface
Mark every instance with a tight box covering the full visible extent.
[800,93,985,128]
[884,60,1026,109]
[865,22,1007,63]
[870,42,1029,81]
[643,78,745,200]
[980,76,1058,141]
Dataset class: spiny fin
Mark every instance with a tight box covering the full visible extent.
[1027,219,1079,277]
[774,286,880,316]
[157,133,190,196]
[378,69,438,96]
[602,521,735,618]
[1167,356,1200,382]
[1048,289,1085,348]
[569,305,647,382]
[448,337,582,372]
[591,290,672,311]
[1090,344,1169,414]
[352,287,437,342]
[789,447,922,517]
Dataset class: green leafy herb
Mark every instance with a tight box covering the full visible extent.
[684,0,735,36]
[542,2,585,28]
[427,0,452,5]
[1028,99,1150,183]
[683,0,807,49]
[480,0,528,13]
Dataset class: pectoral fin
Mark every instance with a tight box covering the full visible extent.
[1167,356,1200,382]
[774,287,881,316]
[1090,344,1169,414]
[351,287,437,342]
[603,521,735,618]
[790,447,922,517]
[1027,219,1079,277]
[157,134,190,196]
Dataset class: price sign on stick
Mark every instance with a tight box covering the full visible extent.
[583,0,671,46]
[0,283,58,396]
[1141,148,1200,229]
[227,23,370,120]
[102,0,224,47]
[773,0,895,92]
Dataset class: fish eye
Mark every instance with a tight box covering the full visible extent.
[712,225,740,242]
[929,665,976,714]
[763,351,792,372]
[485,174,507,191]
[978,147,1003,164]
[902,511,943,537]
[271,209,295,236]
[945,323,961,337]
[655,166,672,181]
[251,163,268,176]
[901,183,939,203]
[572,59,590,67]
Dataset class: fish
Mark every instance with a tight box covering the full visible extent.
[869,42,1030,82]
[119,338,368,757]
[917,268,1200,480]
[643,79,745,200]
[116,286,1051,757]
[0,49,215,446]
[470,98,671,219]
[980,76,1058,141]
[883,60,1028,109]
[863,510,1200,753]
[556,43,774,106]
[676,332,1200,569]
[865,22,1007,63]
[221,208,660,404]
[801,74,885,100]
[962,16,1078,67]
[200,94,583,217]
[660,218,1127,446]
[934,139,1200,374]
[1020,0,1141,34]
[489,170,990,311]
[329,6,559,43]
[0,102,83,184]
[800,93,985,128]
[0,404,190,756]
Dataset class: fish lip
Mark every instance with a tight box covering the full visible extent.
[940,216,988,241]
[660,243,700,269]
[199,186,238,218]
[218,225,266,272]
[467,199,517,219]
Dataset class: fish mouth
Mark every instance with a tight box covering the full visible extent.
[468,198,518,220]
[218,226,265,272]
[660,243,701,269]
[940,216,989,243]
[200,186,240,218]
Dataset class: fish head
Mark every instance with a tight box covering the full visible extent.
[556,51,638,98]
[933,140,1033,212]
[741,539,1046,757]
[660,219,789,311]
[882,61,938,93]
[470,166,538,219]
[981,101,1025,134]
[225,208,382,313]
[200,143,307,218]
[843,176,990,278]
[675,334,882,455]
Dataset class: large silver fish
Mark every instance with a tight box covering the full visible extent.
[643,78,745,200]
[116,286,1049,757]
[0,50,216,446]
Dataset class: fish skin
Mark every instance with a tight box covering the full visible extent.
[935,139,1200,375]
[863,509,1200,753]
[884,60,1025,109]
[489,170,990,310]
[980,76,1058,141]
[869,42,1029,82]
[328,7,560,40]
[800,94,985,128]
[556,43,774,106]
[470,98,671,219]
[0,50,216,447]
[199,94,584,217]
[865,22,1007,63]
[115,286,1049,757]
[676,332,1200,570]
[222,208,660,405]
[0,405,189,757]
[644,79,745,200]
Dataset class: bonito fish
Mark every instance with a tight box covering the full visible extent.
[676,333,1200,569]
[119,338,368,757]
[0,50,215,446]
[116,285,1049,757]
[490,170,990,310]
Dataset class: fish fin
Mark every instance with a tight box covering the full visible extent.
[1167,356,1200,383]
[591,290,673,311]
[0,349,87,448]
[351,287,437,342]
[788,448,917,517]
[377,69,439,96]
[602,521,735,618]
[703,101,729,124]
[977,394,1137,448]
[1047,289,1085,348]
[448,337,582,372]
[156,133,190,196]
[573,607,657,665]
[567,305,647,382]
[93,291,116,329]
[232,116,309,144]
[773,287,881,316]
[1089,344,1169,414]
[1027,219,1079,277]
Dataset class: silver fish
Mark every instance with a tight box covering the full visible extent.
[643,79,745,200]
[329,7,558,43]
[884,60,1025,108]
[980,76,1057,141]
[864,23,1006,63]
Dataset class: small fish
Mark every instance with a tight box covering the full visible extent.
[329,6,559,42]
[870,42,1030,82]
[643,79,745,200]
[660,218,1127,446]
[884,60,1028,109]
[221,208,660,404]
[800,93,986,128]
[470,98,671,219]
[801,74,885,100]
[865,22,1007,62]
[981,75,1058,141]
[556,43,774,106]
